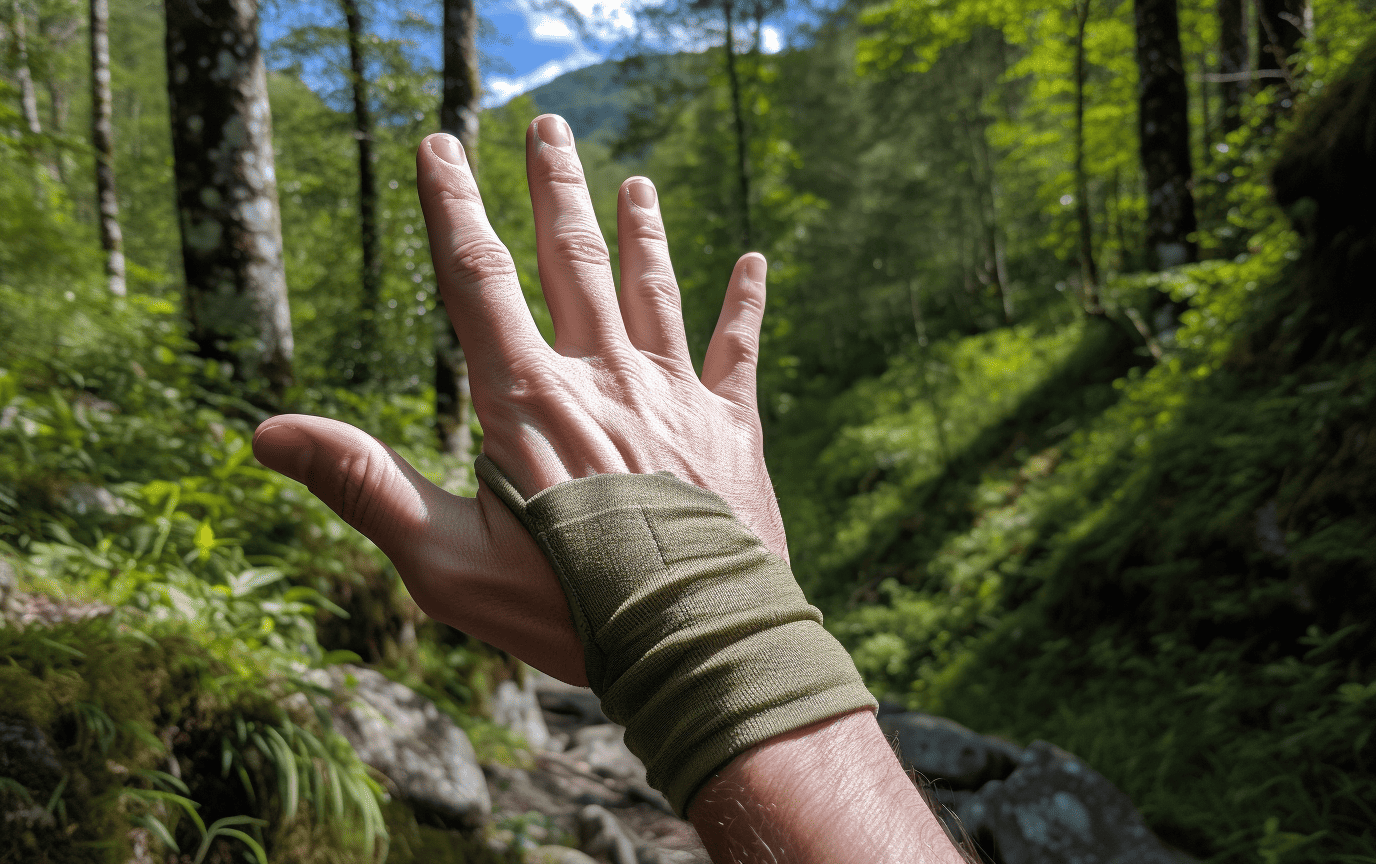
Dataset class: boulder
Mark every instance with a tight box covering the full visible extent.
[538,689,611,731]
[308,666,491,828]
[578,804,638,864]
[492,675,551,751]
[566,725,645,783]
[957,741,1181,864]
[878,711,1023,789]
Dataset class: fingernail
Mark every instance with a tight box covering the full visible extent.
[627,178,656,209]
[253,422,315,485]
[745,254,767,282]
[535,114,572,148]
[431,133,466,166]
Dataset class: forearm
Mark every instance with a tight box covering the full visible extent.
[688,708,968,864]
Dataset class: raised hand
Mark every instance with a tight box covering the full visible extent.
[251,115,783,685]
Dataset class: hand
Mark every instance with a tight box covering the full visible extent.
[252,114,785,686]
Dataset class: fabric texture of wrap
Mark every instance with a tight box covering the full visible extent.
[475,454,877,816]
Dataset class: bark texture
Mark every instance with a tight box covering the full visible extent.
[343,0,380,382]
[164,0,293,397]
[1217,0,1248,132]
[436,0,479,455]
[89,0,126,296]
[1133,0,1198,269]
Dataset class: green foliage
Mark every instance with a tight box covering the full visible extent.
[821,164,1375,862]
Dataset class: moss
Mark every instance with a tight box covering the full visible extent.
[381,800,521,864]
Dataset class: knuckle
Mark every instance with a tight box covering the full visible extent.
[632,270,681,303]
[445,235,517,286]
[329,448,377,528]
[729,290,766,319]
[548,226,610,266]
[624,219,669,246]
[719,326,759,363]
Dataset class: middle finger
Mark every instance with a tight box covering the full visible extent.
[525,114,626,357]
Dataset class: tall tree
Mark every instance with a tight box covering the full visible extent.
[89,0,125,296]
[1073,0,1102,311]
[12,0,42,135]
[435,0,478,455]
[342,0,380,383]
[1132,0,1198,268]
[714,0,751,248]
[1217,0,1247,132]
[164,0,293,397]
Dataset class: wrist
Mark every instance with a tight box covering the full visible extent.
[688,709,968,864]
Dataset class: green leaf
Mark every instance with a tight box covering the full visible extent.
[38,637,85,658]
[135,814,180,853]
[199,828,268,864]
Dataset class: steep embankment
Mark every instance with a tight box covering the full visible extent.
[780,39,1376,864]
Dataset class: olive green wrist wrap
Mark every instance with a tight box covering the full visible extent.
[475,454,876,816]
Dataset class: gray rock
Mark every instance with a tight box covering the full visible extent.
[578,804,638,864]
[538,689,611,729]
[493,674,551,751]
[60,483,131,516]
[879,712,1023,790]
[309,665,491,828]
[566,725,645,783]
[957,741,1180,864]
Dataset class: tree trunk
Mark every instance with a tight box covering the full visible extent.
[1074,0,1102,313]
[722,0,751,250]
[436,0,479,455]
[1217,0,1247,132]
[958,106,1012,323]
[89,0,126,296]
[342,0,380,384]
[1254,0,1303,104]
[13,0,42,135]
[164,0,294,399]
[1132,0,1198,269]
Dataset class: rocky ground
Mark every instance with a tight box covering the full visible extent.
[1,573,1191,864]
[334,661,1192,864]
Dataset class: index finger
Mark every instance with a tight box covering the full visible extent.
[417,133,549,381]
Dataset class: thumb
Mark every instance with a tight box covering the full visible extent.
[252,414,437,563]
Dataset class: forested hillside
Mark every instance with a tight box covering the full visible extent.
[2,0,1375,859]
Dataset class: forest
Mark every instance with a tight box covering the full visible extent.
[1,0,1374,859]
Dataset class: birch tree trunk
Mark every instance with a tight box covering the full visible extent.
[89,0,126,296]
[342,0,380,384]
[13,0,42,135]
[1132,0,1198,269]
[164,0,293,399]
[436,0,478,455]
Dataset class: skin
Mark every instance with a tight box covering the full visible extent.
[252,114,966,864]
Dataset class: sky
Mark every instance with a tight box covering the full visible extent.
[261,0,785,108]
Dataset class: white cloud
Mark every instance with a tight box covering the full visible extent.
[483,46,602,106]
[511,0,640,47]
[530,16,580,44]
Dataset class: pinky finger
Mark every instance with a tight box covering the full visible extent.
[701,253,767,408]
